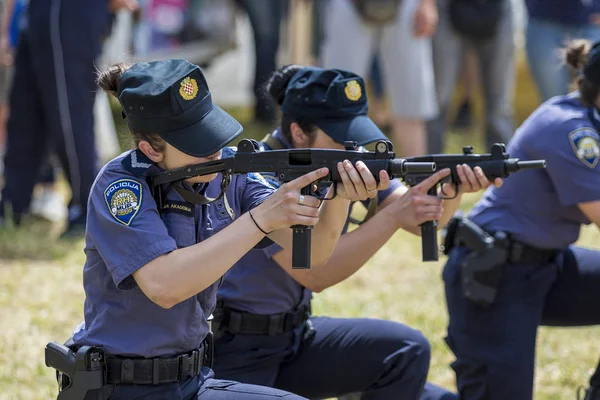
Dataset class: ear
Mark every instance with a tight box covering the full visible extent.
[138,140,164,163]
[290,122,311,147]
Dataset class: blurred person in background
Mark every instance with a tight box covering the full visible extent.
[320,0,439,157]
[525,0,600,102]
[236,0,288,128]
[368,54,393,131]
[0,0,66,223]
[426,0,516,154]
[0,0,137,236]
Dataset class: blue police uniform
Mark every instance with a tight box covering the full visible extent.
[60,59,307,399]
[0,0,110,232]
[212,67,457,400]
[443,91,600,399]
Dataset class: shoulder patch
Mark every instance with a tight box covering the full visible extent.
[568,127,600,168]
[104,179,143,226]
[247,172,277,189]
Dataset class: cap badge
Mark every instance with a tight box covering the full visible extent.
[179,76,199,101]
[344,80,362,101]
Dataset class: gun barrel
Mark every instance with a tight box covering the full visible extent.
[516,160,546,170]
[390,160,436,176]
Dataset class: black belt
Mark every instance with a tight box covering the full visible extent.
[105,343,207,385]
[214,302,311,336]
[504,238,558,265]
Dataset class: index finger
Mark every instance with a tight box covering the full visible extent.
[287,167,330,190]
[413,168,451,193]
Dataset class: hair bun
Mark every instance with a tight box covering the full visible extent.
[97,63,130,98]
[266,64,304,105]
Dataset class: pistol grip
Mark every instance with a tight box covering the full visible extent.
[291,185,313,269]
[421,186,439,262]
[291,225,312,269]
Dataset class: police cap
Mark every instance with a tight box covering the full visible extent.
[281,67,387,146]
[118,59,242,157]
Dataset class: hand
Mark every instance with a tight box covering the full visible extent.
[109,0,139,12]
[335,160,390,201]
[251,168,329,233]
[413,0,438,38]
[440,164,503,197]
[384,168,449,229]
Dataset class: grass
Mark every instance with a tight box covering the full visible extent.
[1,56,598,400]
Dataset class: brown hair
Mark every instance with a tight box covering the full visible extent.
[97,63,166,152]
[266,64,319,146]
[563,39,600,107]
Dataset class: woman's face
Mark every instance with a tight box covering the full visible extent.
[161,143,222,184]
[291,123,344,150]
[310,128,345,150]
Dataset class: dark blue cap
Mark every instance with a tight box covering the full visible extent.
[280,67,387,146]
[118,59,242,157]
[584,40,600,86]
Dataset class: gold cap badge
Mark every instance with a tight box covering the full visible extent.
[179,77,198,101]
[344,80,362,101]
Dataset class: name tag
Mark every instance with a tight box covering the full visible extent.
[162,200,194,217]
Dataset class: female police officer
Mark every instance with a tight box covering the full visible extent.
[441,39,600,400]
[66,59,386,400]
[211,65,502,400]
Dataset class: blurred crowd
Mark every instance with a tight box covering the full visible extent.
[0,0,599,237]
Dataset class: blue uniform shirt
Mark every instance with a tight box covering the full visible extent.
[73,148,274,357]
[469,92,600,249]
[217,129,404,314]
[525,0,600,25]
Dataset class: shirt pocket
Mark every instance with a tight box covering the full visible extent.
[161,213,196,248]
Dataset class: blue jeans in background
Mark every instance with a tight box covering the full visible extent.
[526,18,600,101]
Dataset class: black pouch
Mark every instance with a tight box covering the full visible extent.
[448,0,505,41]
[442,215,462,255]
[352,0,402,25]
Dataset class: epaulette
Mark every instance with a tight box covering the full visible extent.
[121,149,154,177]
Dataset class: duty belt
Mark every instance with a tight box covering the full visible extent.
[105,345,206,385]
[446,217,559,265]
[102,332,212,386]
[214,302,311,336]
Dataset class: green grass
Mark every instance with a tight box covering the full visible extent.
[1,58,597,400]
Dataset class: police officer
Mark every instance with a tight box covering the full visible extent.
[59,59,385,399]
[441,39,600,400]
[211,65,502,400]
[0,0,136,236]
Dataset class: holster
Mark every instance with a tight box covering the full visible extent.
[45,341,110,400]
[444,216,509,307]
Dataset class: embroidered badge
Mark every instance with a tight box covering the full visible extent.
[568,127,600,168]
[344,80,362,101]
[179,76,198,101]
[104,179,143,226]
[247,172,276,189]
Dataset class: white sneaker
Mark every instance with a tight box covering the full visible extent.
[30,188,68,223]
